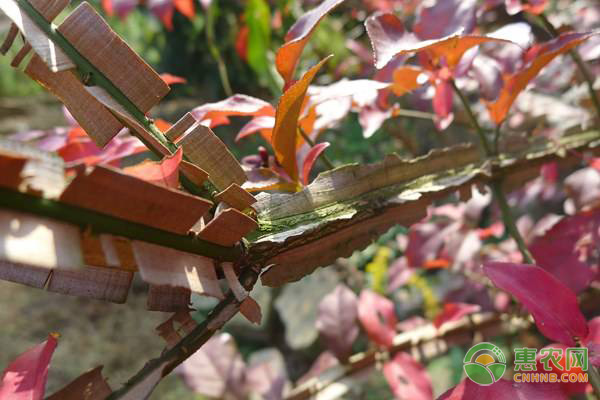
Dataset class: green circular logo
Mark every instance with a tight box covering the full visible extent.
[463,342,506,385]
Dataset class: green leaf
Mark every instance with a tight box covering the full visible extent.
[245,0,271,79]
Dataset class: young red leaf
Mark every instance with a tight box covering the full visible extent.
[302,142,330,185]
[483,262,588,346]
[357,289,397,348]
[123,146,183,189]
[433,302,481,328]
[414,0,477,40]
[0,334,58,400]
[365,12,510,70]
[160,73,187,85]
[432,78,454,130]
[275,0,346,85]
[315,284,359,361]
[240,296,263,325]
[383,352,433,400]
[584,316,600,367]
[173,0,195,20]
[529,209,598,293]
[392,66,424,96]
[191,94,275,129]
[235,116,275,142]
[271,57,331,182]
[487,32,596,124]
[439,378,568,400]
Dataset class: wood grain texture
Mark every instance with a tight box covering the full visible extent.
[198,208,258,246]
[215,183,257,211]
[47,266,133,303]
[58,2,169,112]
[166,113,197,142]
[179,124,247,191]
[146,285,191,312]
[25,54,123,147]
[60,166,212,235]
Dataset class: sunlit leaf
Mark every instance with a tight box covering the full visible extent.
[302,142,330,185]
[160,73,187,85]
[0,334,58,400]
[191,94,275,129]
[487,32,596,124]
[275,0,346,85]
[123,146,183,189]
[483,262,588,346]
[414,0,477,39]
[173,0,195,19]
[271,56,330,182]
[392,66,424,96]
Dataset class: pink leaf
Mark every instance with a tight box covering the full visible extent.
[302,142,330,185]
[316,284,359,361]
[275,0,347,85]
[529,209,599,293]
[584,317,600,367]
[160,73,187,85]
[483,262,588,346]
[414,0,477,40]
[297,351,339,385]
[177,333,246,399]
[123,147,183,189]
[357,289,397,348]
[433,303,481,328]
[432,78,454,130]
[0,334,58,400]
[438,378,568,400]
[191,94,275,129]
[383,352,433,400]
[235,116,275,142]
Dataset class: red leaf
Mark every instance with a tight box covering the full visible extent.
[275,0,346,85]
[160,73,187,85]
[529,209,599,293]
[432,78,454,130]
[235,116,275,142]
[392,66,424,96]
[584,317,600,367]
[439,378,568,400]
[173,0,195,20]
[302,142,330,185]
[240,296,262,325]
[383,352,433,400]
[149,1,175,30]
[123,147,183,189]
[487,32,597,124]
[483,262,588,346]
[315,284,358,361]
[0,334,58,400]
[365,12,510,70]
[357,289,397,348]
[191,94,275,129]
[414,0,476,40]
[272,57,331,182]
[433,303,481,328]
[235,25,250,62]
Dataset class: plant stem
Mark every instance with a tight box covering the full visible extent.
[298,126,335,170]
[0,188,241,261]
[395,108,435,120]
[590,365,600,399]
[107,265,261,400]
[450,79,492,155]
[450,79,535,264]
[206,2,233,97]
[536,12,600,126]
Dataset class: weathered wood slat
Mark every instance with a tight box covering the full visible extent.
[47,266,133,303]
[165,113,197,142]
[58,2,169,113]
[215,183,257,211]
[59,166,212,235]
[198,208,258,246]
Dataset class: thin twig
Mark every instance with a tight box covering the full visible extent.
[206,2,233,97]
[395,108,435,120]
[107,264,262,400]
[450,78,535,264]
[298,126,335,170]
[536,12,600,127]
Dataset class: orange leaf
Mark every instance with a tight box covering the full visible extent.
[271,56,331,182]
[392,66,424,96]
[487,32,596,125]
[160,73,187,86]
[174,0,195,20]
[123,147,183,189]
[154,118,173,132]
[275,0,346,85]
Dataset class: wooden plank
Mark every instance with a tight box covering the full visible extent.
[60,166,212,235]
[179,161,209,187]
[58,2,169,112]
[47,266,133,303]
[29,0,70,21]
[0,0,74,71]
[0,260,50,289]
[47,366,112,400]
[198,209,258,246]
[179,124,246,191]
[146,285,190,312]
[132,241,224,299]
[1,24,19,55]
[165,113,196,142]
[214,183,256,211]
[25,54,123,147]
